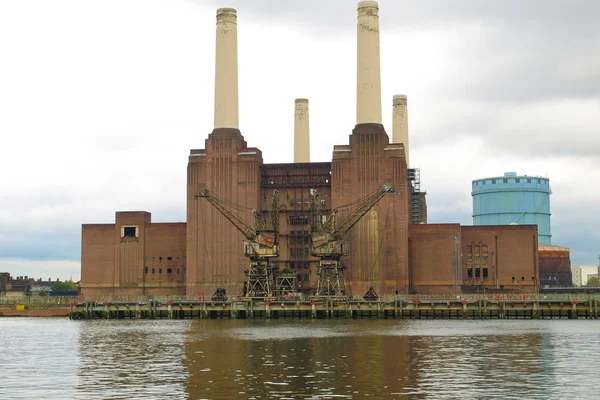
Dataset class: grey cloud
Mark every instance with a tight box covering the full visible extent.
[198,1,600,34]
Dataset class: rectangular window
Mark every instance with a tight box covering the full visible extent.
[467,254,472,264]
[159,268,162,274]
[468,268,473,278]
[516,178,520,183]
[123,226,137,237]
[482,255,488,264]
[304,248,309,256]
[503,179,508,183]
[290,237,296,245]
[167,268,172,274]
[289,216,309,225]
[144,267,148,274]
[304,236,309,244]
[152,268,155,274]
[483,268,489,278]
[167,256,172,261]
[290,248,295,257]
[475,268,481,278]
[475,257,480,265]
[527,178,531,183]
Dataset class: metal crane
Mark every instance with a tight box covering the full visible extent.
[195,189,280,299]
[309,185,394,298]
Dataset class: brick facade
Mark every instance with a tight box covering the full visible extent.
[80,212,186,297]
[81,129,540,297]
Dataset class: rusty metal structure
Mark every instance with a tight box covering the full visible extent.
[196,189,280,299]
[309,185,394,299]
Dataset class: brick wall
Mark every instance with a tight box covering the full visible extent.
[408,224,461,294]
[186,128,263,297]
[81,213,186,298]
[80,224,115,297]
[332,124,409,296]
[461,225,538,293]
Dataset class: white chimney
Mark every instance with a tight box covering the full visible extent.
[214,8,239,130]
[392,94,409,166]
[356,1,382,125]
[294,99,310,162]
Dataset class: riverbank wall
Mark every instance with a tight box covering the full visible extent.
[69,294,600,320]
[0,307,70,317]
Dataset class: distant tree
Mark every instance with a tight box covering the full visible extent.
[52,280,77,292]
[586,276,598,287]
[39,290,47,296]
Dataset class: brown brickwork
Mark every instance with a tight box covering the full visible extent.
[539,244,572,286]
[332,123,409,296]
[408,224,461,294]
[80,212,186,297]
[461,225,538,293]
[260,162,332,293]
[186,128,263,297]
[82,132,541,298]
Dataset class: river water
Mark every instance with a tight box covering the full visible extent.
[1,318,598,399]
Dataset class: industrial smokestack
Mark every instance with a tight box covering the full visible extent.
[392,94,409,166]
[294,99,310,162]
[214,8,239,130]
[356,1,382,125]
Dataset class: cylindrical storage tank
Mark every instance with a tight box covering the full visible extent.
[472,172,552,244]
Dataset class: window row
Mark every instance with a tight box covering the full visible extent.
[289,216,309,225]
[467,267,488,278]
[290,248,310,257]
[144,256,183,261]
[467,255,488,264]
[290,230,309,235]
[290,236,310,245]
[144,267,181,274]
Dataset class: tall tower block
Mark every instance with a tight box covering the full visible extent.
[331,1,409,296]
[186,8,263,296]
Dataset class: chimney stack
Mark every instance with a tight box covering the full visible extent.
[294,99,310,162]
[356,1,382,125]
[392,94,409,166]
[214,8,239,130]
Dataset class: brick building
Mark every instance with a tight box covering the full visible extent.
[80,2,539,298]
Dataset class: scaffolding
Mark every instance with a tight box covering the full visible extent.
[408,168,427,224]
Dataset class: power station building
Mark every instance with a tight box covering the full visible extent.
[81,2,540,298]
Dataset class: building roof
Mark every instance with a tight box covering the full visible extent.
[539,244,570,258]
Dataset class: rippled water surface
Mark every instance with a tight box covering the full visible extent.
[1,318,599,399]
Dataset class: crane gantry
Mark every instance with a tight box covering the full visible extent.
[196,189,280,299]
[309,185,394,299]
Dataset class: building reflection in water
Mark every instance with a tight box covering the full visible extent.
[69,319,596,399]
[76,320,190,399]
[183,320,562,399]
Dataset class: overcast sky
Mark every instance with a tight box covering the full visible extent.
[1,0,599,281]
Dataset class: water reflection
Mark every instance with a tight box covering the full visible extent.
[2,318,599,399]
[76,320,190,399]
[183,320,600,399]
